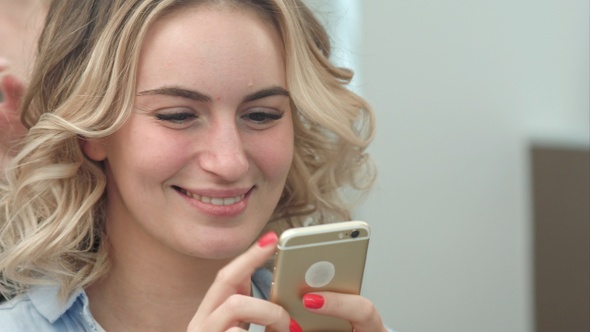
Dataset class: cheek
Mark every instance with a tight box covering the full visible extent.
[106,124,193,183]
[252,127,294,180]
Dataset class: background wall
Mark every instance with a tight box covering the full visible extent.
[305,1,589,331]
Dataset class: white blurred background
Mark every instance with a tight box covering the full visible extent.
[304,1,589,331]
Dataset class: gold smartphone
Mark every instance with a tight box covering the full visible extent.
[268,221,370,332]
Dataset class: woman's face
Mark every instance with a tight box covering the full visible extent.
[87,6,293,260]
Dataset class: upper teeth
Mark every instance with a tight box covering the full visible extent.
[180,188,245,206]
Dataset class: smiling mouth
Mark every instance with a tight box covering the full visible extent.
[173,186,247,206]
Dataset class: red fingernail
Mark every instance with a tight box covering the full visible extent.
[303,293,325,309]
[257,232,277,248]
[290,318,303,332]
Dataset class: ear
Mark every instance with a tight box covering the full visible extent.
[80,138,107,161]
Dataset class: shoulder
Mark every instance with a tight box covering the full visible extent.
[0,286,101,331]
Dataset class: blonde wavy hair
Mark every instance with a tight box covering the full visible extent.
[0,0,375,300]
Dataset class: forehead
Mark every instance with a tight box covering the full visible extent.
[135,4,286,93]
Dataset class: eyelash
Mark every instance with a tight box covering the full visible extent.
[243,111,284,124]
[154,109,284,127]
[155,112,197,123]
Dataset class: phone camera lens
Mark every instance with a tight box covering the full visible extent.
[351,230,360,238]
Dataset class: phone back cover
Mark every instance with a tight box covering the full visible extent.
[271,234,369,331]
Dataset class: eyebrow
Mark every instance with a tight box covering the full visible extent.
[242,86,290,103]
[137,86,290,103]
[137,86,211,102]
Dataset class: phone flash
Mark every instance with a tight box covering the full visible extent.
[338,232,344,239]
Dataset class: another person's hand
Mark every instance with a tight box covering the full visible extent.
[0,59,27,170]
[302,292,389,332]
[187,232,301,332]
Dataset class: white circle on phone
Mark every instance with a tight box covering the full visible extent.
[305,261,335,288]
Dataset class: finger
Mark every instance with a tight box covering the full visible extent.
[0,74,28,151]
[0,58,9,72]
[189,232,278,326]
[0,74,26,113]
[225,328,247,332]
[302,292,387,332]
[193,294,292,332]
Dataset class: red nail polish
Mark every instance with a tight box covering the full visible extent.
[257,232,277,248]
[290,318,303,332]
[303,293,325,309]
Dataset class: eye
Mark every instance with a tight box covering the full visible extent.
[242,108,284,128]
[154,109,198,128]
[155,112,197,123]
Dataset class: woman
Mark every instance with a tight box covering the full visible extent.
[0,0,385,331]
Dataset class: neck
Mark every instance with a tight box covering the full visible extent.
[86,221,233,332]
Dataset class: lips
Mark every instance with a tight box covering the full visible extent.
[173,186,248,206]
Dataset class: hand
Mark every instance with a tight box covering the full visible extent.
[0,59,27,169]
[187,232,302,332]
[302,292,389,332]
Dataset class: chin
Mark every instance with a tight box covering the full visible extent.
[181,236,253,260]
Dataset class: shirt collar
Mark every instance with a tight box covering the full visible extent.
[29,284,86,323]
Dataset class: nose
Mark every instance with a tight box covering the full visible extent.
[197,119,249,181]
